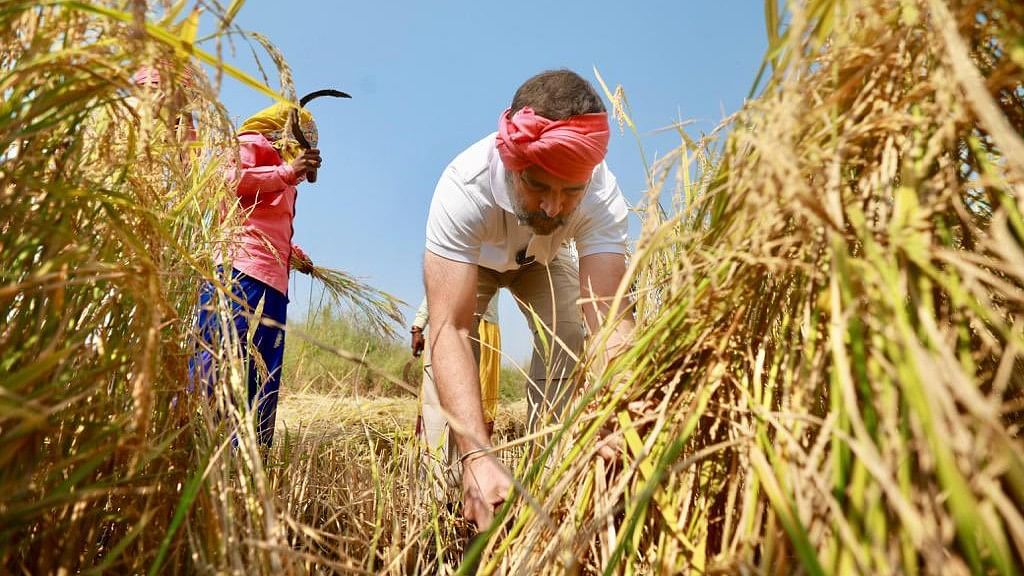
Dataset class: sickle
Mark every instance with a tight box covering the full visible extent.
[290,89,351,182]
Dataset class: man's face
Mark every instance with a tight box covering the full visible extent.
[509,166,589,235]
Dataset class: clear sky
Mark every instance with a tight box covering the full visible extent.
[212,1,768,364]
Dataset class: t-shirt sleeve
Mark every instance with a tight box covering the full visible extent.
[425,165,485,264]
[574,163,629,258]
[412,297,429,329]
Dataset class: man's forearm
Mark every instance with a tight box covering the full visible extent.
[423,251,490,454]
[429,322,491,453]
[579,252,635,361]
[603,315,635,361]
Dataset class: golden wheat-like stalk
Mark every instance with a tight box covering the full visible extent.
[291,255,405,340]
[470,1,1024,574]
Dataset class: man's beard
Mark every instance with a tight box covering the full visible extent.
[506,171,572,235]
[515,209,566,235]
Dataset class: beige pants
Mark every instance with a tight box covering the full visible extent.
[418,256,585,493]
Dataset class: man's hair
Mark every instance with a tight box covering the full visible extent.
[509,69,606,120]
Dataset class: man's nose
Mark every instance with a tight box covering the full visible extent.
[541,191,563,217]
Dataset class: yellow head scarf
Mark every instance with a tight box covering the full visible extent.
[238,102,317,162]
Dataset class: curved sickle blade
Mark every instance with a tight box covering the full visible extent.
[290,89,352,149]
[300,89,351,107]
[290,88,351,183]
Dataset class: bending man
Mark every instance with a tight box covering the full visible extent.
[423,69,634,529]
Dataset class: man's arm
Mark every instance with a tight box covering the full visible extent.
[580,252,637,461]
[424,250,510,529]
[579,252,635,361]
[410,298,429,357]
[412,298,430,330]
[423,251,488,452]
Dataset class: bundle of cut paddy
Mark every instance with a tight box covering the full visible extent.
[480,1,1024,574]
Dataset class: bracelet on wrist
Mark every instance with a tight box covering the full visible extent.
[458,446,492,464]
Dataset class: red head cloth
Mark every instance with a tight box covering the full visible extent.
[496,106,610,183]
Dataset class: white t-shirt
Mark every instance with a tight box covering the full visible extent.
[425,133,629,273]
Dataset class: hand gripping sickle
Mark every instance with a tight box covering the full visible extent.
[290,89,351,183]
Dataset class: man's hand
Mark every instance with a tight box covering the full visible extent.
[461,453,511,530]
[594,398,655,463]
[595,426,624,461]
[410,327,425,357]
[290,148,321,180]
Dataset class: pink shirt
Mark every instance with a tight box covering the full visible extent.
[225,132,303,296]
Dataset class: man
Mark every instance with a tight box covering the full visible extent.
[423,69,635,529]
[190,101,320,448]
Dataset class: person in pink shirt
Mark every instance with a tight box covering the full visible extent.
[130,64,198,144]
[191,102,321,448]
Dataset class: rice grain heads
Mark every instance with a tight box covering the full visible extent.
[479,1,1024,574]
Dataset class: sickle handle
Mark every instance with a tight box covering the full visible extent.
[290,107,311,148]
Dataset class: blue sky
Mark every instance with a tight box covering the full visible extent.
[210,1,768,364]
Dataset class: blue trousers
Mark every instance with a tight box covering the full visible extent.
[190,269,287,447]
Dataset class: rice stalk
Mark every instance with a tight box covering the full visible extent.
[0,1,365,572]
[291,255,406,340]
[472,0,1024,574]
